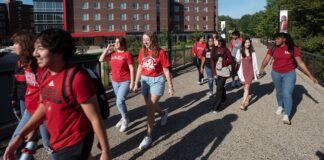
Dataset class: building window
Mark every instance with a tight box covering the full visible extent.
[185,16,190,21]
[203,0,208,3]
[94,14,101,21]
[107,2,114,9]
[121,24,127,31]
[82,2,88,9]
[203,16,208,21]
[174,25,180,31]
[121,13,127,20]
[120,3,127,9]
[144,24,149,31]
[184,0,189,3]
[143,3,149,10]
[175,0,180,2]
[194,16,199,21]
[194,7,199,13]
[174,6,180,12]
[133,14,139,20]
[185,25,189,30]
[82,25,89,32]
[174,15,180,22]
[132,24,139,31]
[108,14,114,20]
[108,24,114,31]
[194,24,199,30]
[93,2,100,9]
[194,0,199,3]
[82,13,89,21]
[203,7,208,12]
[94,25,101,32]
[203,25,208,30]
[184,7,189,12]
[143,14,149,20]
[133,3,139,9]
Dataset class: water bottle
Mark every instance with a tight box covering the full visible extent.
[19,141,36,160]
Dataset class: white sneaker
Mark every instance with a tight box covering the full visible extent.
[283,114,291,125]
[197,81,201,85]
[138,136,152,150]
[161,109,168,126]
[201,78,204,84]
[119,117,129,132]
[115,119,122,128]
[208,92,213,97]
[276,107,283,115]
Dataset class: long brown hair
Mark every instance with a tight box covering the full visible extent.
[142,31,160,58]
[240,38,254,58]
[11,30,37,70]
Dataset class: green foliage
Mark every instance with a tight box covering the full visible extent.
[296,36,324,55]
[126,35,141,56]
[159,30,169,47]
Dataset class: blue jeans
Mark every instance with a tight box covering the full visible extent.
[10,111,53,158]
[271,70,296,116]
[205,66,215,94]
[112,80,130,118]
[19,100,26,117]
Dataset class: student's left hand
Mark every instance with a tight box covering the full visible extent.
[168,88,174,96]
[100,151,111,160]
[3,134,24,160]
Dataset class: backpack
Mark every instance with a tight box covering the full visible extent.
[270,46,297,68]
[62,66,110,119]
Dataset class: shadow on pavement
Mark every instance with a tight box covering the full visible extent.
[290,84,319,119]
[155,114,238,160]
[316,150,324,160]
[98,89,209,159]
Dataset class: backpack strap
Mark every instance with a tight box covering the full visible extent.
[62,66,80,104]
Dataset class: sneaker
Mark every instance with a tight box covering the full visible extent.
[201,78,204,84]
[115,119,122,128]
[236,80,241,87]
[231,81,236,88]
[197,81,201,85]
[276,107,283,115]
[119,117,129,132]
[160,109,168,126]
[138,136,152,150]
[283,114,291,125]
[208,92,213,97]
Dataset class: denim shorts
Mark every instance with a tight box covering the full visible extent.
[141,75,165,96]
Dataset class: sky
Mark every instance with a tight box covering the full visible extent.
[1,0,267,19]
[219,0,267,19]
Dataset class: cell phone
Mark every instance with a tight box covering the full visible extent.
[258,72,266,79]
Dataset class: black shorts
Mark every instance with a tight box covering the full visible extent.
[52,133,94,160]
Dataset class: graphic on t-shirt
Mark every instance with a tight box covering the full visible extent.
[25,71,39,87]
[41,87,63,104]
[206,52,211,58]
[48,81,54,87]
[142,56,156,70]
[111,55,124,60]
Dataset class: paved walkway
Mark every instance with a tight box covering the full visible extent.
[32,39,324,160]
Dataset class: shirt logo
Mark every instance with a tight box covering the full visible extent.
[142,56,156,70]
[48,81,54,87]
[111,55,124,60]
[25,71,39,87]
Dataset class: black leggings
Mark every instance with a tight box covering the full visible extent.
[52,132,94,160]
[193,57,204,81]
[213,76,227,110]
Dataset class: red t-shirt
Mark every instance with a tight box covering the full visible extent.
[103,51,133,82]
[192,42,206,59]
[267,45,300,73]
[24,66,43,113]
[137,48,170,77]
[40,68,96,151]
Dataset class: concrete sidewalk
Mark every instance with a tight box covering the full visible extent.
[22,39,324,159]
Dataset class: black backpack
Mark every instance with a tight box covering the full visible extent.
[62,66,110,119]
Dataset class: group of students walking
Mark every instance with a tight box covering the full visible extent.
[192,31,318,124]
[3,28,318,160]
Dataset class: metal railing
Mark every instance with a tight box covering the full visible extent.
[72,47,193,89]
